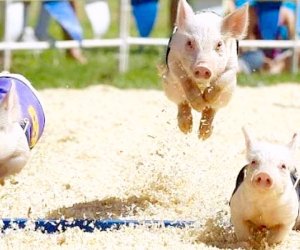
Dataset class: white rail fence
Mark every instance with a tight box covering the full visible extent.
[1,0,300,73]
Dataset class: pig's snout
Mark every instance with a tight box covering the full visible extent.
[252,172,273,189]
[194,66,211,80]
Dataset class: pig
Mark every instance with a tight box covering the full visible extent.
[0,72,45,183]
[162,0,248,140]
[230,128,300,245]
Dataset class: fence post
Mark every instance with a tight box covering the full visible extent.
[3,0,11,71]
[119,0,130,73]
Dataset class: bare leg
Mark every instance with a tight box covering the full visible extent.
[199,107,216,140]
[177,101,192,134]
[63,1,87,64]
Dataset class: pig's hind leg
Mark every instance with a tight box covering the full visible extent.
[177,101,193,134]
[198,107,216,140]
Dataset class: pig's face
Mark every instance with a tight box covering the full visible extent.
[170,0,248,86]
[243,128,298,195]
[171,13,227,85]
[245,142,295,194]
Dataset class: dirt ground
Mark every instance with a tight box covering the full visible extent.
[1,84,300,249]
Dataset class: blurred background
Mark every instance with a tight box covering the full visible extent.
[1,0,300,89]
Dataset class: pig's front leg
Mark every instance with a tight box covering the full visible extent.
[177,101,193,134]
[267,224,293,245]
[198,107,216,140]
[232,219,252,243]
[181,77,207,112]
[172,62,207,112]
[203,68,236,109]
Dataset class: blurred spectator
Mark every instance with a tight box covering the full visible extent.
[279,1,296,39]
[189,0,224,15]
[20,0,31,40]
[85,0,111,38]
[255,1,292,73]
[227,0,296,74]
[131,0,159,37]
[63,0,87,64]
[35,0,87,64]
[225,0,265,74]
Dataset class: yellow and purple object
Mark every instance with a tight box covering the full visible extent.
[0,73,45,149]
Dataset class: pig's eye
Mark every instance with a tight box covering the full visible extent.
[215,41,223,51]
[281,164,287,170]
[185,39,195,50]
[251,160,257,165]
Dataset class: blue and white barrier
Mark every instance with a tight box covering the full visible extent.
[0,218,195,233]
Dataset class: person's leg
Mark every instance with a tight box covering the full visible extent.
[279,2,296,38]
[238,50,265,74]
[35,3,51,41]
[63,0,87,64]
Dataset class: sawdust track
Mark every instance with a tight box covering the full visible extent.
[1,84,300,249]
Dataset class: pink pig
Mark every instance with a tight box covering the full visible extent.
[230,128,300,245]
[162,0,248,139]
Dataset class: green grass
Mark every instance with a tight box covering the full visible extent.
[11,46,166,90]
[238,71,300,87]
[7,0,170,89]
[4,1,300,89]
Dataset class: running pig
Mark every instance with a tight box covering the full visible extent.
[230,128,300,245]
[0,72,45,183]
[162,0,248,139]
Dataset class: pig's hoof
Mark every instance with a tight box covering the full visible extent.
[177,102,193,134]
[178,115,193,134]
[198,123,213,140]
[198,107,215,140]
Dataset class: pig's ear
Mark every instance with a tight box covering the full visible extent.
[221,4,249,39]
[288,133,298,152]
[242,126,256,151]
[176,0,194,30]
